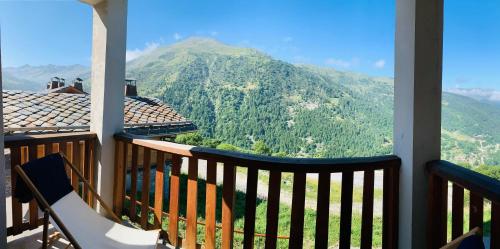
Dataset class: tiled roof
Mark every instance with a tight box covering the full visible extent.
[3,90,196,136]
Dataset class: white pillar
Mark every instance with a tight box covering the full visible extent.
[0,33,7,248]
[87,0,128,211]
[394,0,443,248]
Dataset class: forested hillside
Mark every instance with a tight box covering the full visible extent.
[125,38,500,166]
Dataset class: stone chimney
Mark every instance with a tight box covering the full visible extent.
[73,78,84,91]
[47,77,63,89]
[124,78,137,96]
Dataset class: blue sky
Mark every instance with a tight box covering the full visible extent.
[0,0,499,91]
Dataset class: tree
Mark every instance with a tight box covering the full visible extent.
[253,140,271,155]
[174,132,203,146]
[216,143,240,152]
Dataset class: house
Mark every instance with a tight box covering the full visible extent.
[3,79,196,138]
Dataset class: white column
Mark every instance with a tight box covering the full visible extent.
[0,34,7,248]
[86,0,128,211]
[394,0,443,248]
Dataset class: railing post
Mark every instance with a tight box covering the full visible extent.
[426,173,447,249]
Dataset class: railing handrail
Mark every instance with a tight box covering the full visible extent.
[427,160,500,203]
[4,132,97,148]
[115,132,401,172]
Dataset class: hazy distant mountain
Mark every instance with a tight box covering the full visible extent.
[447,88,500,107]
[3,38,499,165]
[3,64,89,91]
[2,71,39,91]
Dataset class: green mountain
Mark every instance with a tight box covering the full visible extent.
[3,38,499,166]
[126,38,500,166]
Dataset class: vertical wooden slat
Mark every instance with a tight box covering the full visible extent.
[243,167,258,249]
[27,145,39,229]
[185,157,199,249]
[87,139,95,206]
[491,202,500,249]
[83,140,91,205]
[113,140,125,216]
[44,143,52,154]
[391,166,399,247]
[65,142,74,181]
[205,160,218,249]
[469,192,483,231]
[140,148,151,229]
[52,143,60,153]
[361,170,375,249]
[222,163,236,249]
[59,142,69,176]
[339,171,353,249]
[289,172,306,249]
[130,144,139,221]
[10,147,23,235]
[153,151,165,229]
[426,173,447,249]
[451,184,464,240]
[168,154,181,247]
[71,141,80,192]
[265,170,282,249]
[314,172,331,249]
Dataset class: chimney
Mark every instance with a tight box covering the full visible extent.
[124,78,137,96]
[73,78,83,91]
[47,77,61,89]
[58,78,65,88]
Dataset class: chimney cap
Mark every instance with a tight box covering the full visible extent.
[125,78,137,86]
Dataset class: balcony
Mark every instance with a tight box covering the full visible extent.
[3,132,499,248]
[1,0,499,248]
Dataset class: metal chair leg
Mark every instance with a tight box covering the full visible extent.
[42,209,49,249]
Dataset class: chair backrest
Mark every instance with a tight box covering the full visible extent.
[14,153,73,207]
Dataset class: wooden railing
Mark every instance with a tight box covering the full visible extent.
[427,160,500,249]
[5,132,97,236]
[114,133,401,249]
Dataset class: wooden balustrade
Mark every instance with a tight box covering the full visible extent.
[427,160,500,249]
[4,132,97,236]
[114,133,401,249]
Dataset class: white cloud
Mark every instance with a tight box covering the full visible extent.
[374,59,386,69]
[325,57,359,68]
[447,88,500,102]
[173,33,183,40]
[210,31,219,37]
[126,42,160,62]
[283,36,293,43]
